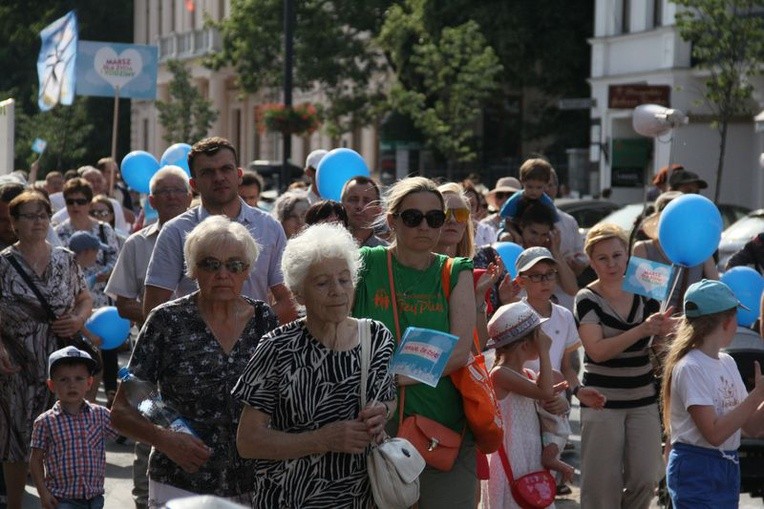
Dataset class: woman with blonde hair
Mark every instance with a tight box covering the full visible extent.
[435,182,475,259]
[353,176,478,508]
[574,223,675,508]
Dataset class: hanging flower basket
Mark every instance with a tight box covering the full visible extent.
[257,102,321,136]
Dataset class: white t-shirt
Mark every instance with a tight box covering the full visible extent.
[523,299,581,372]
[669,348,748,450]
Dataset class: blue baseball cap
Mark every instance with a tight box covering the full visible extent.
[68,231,110,254]
[683,279,749,318]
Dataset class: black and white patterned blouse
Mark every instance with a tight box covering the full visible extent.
[127,293,278,497]
[232,319,396,509]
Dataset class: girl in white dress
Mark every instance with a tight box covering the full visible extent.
[483,301,565,508]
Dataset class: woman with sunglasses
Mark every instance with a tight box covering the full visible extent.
[91,194,127,249]
[111,215,278,506]
[353,176,478,508]
[0,191,93,509]
[56,179,121,403]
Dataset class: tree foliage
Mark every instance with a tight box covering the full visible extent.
[208,0,392,137]
[0,0,133,174]
[156,60,218,145]
[673,0,764,202]
[379,2,502,171]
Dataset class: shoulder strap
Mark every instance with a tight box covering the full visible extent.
[386,248,402,341]
[359,319,371,408]
[498,445,516,483]
[98,223,107,243]
[2,252,57,321]
[441,256,454,299]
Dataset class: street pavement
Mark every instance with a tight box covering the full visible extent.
[20,350,763,508]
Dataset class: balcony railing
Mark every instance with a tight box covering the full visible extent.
[158,27,222,62]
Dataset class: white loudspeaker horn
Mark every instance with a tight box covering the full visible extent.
[632,104,688,137]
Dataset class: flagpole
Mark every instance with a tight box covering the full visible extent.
[109,85,120,196]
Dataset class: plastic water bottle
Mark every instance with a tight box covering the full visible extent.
[117,367,198,437]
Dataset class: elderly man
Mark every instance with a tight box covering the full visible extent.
[143,137,297,324]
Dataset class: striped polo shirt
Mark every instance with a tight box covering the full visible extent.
[574,287,660,409]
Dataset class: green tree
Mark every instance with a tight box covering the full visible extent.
[15,96,93,171]
[209,0,393,138]
[156,60,218,145]
[0,0,134,173]
[379,2,503,176]
[673,0,764,202]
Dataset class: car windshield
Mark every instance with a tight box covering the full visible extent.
[597,203,652,232]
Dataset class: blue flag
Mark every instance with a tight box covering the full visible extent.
[37,10,78,111]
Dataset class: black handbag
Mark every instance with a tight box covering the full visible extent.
[3,251,102,373]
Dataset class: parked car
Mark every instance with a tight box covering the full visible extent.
[717,209,764,272]
[594,201,750,239]
[724,326,764,499]
[554,198,620,235]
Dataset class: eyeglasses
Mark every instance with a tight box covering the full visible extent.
[17,212,50,221]
[66,198,89,206]
[520,270,558,283]
[196,257,249,274]
[394,209,446,228]
[445,208,470,223]
[152,188,188,197]
[89,209,111,219]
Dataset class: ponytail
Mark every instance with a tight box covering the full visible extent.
[660,309,736,432]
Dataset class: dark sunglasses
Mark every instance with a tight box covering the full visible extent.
[66,198,89,206]
[394,209,446,228]
[196,257,249,274]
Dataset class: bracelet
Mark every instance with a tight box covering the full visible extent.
[572,385,583,397]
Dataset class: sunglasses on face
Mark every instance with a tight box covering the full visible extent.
[394,209,446,228]
[90,209,111,219]
[445,208,470,223]
[196,257,249,274]
[520,270,558,283]
[66,198,89,206]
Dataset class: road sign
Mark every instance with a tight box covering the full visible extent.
[558,98,596,110]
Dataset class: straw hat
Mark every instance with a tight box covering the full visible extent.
[641,191,683,240]
[486,177,521,210]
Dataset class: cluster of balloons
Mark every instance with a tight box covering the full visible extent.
[85,306,132,350]
[121,143,192,194]
[656,194,763,327]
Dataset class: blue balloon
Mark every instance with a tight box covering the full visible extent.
[493,242,524,278]
[142,195,158,223]
[315,148,370,201]
[86,306,131,350]
[160,143,192,177]
[720,267,764,327]
[121,151,160,194]
[658,194,722,267]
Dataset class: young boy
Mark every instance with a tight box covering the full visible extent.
[68,230,112,288]
[514,247,606,492]
[498,158,558,223]
[30,346,118,509]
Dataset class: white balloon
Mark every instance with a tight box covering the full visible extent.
[632,104,688,138]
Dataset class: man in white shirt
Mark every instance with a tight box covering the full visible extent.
[304,149,328,204]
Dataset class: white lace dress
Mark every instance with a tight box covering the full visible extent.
[483,369,556,509]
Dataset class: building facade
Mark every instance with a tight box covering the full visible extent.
[590,0,764,208]
[131,0,378,184]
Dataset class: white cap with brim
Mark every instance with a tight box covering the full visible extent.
[486,301,548,350]
[305,149,328,170]
[515,246,556,274]
[48,345,98,378]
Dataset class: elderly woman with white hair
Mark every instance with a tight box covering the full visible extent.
[111,215,278,507]
[233,223,396,508]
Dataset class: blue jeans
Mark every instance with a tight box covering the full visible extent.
[667,442,739,509]
[57,495,105,509]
